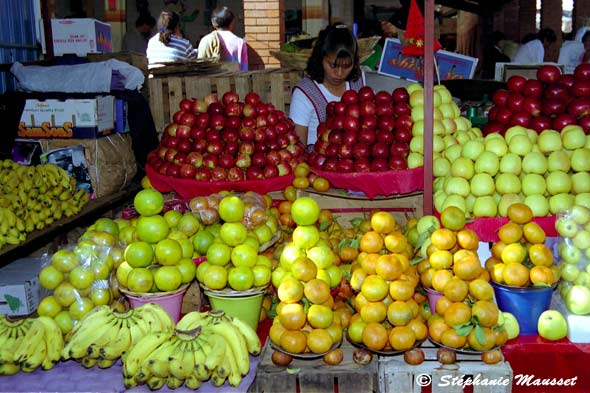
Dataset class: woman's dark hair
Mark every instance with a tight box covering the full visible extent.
[306,24,361,83]
[211,6,234,29]
[538,27,557,44]
[158,11,180,45]
[582,31,590,44]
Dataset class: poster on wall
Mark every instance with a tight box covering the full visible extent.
[377,38,478,82]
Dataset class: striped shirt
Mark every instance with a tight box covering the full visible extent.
[146,33,197,68]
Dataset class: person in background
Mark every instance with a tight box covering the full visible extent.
[289,24,365,146]
[197,6,248,71]
[481,31,511,79]
[558,27,589,73]
[146,10,197,68]
[580,30,590,64]
[122,14,156,55]
[512,27,557,64]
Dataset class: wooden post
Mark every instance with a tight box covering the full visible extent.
[423,0,434,216]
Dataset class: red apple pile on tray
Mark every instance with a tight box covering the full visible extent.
[307,86,413,172]
[147,92,306,181]
[484,63,590,136]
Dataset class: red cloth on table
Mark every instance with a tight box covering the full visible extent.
[501,335,590,392]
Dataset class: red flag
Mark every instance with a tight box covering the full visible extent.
[401,0,441,56]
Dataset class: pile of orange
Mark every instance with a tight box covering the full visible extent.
[418,206,507,352]
[292,162,331,192]
[486,203,558,287]
[345,211,429,352]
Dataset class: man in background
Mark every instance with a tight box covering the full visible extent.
[122,14,156,55]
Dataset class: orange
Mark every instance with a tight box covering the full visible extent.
[360,253,380,275]
[291,257,318,282]
[339,246,359,263]
[347,319,367,343]
[334,307,353,328]
[350,267,367,292]
[384,231,408,253]
[428,317,450,343]
[277,277,304,303]
[306,328,333,354]
[529,265,555,286]
[353,292,370,313]
[429,250,453,270]
[389,279,415,301]
[471,300,499,327]
[482,349,503,364]
[453,249,478,264]
[362,322,389,351]
[523,221,546,244]
[435,295,453,316]
[444,302,472,326]
[407,318,428,341]
[359,231,384,253]
[387,300,414,326]
[278,200,293,215]
[361,275,389,302]
[304,278,331,304]
[430,228,457,251]
[375,254,403,281]
[269,320,287,345]
[501,243,527,264]
[502,263,530,287]
[456,228,479,250]
[490,262,506,284]
[417,259,432,275]
[420,268,436,289]
[507,203,533,224]
[440,328,468,349]
[484,256,502,272]
[443,277,469,302]
[406,298,420,318]
[431,269,454,293]
[389,326,416,351]
[312,177,331,192]
[307,304,334,329]
[468,279,494,301]
[494,327,509,347]
[292,176,310,189]
[498,222,523,244]
[528,244,554,267]
[280,330,307,354]
[371,211,396,234]
[491,241,508,260]
[440,206,466,231]
[453,254,483,281]
[360,301,387,323]
[278,303,307,330]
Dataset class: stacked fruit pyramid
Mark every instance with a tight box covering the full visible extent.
[419,207,508,355]
[486,203,558,288]
[346,211,429,352]
[269,197,345,360]
[0,160,90,249]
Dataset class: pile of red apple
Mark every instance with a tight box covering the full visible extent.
[307,86,414,172]
[484,63,590,136]
[147,92,306,181]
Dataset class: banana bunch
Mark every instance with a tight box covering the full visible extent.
[0,315,63,374]
[0,159,90,250]
[62,303,174,369]
[123,310,261,390]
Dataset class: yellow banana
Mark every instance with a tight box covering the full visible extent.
[168,339,194,380]
[81,356,97,368]
[145,337,178,378]
[123,375,138,389]
[176,311,207,331]
[146,375,166,390]
[139,303,175,333]
[210,367,228,387]
[14,318,45,364]
[200,332,226,372]
[166,376,184,389]
[228,315,262,355]
[99,318,131,361]
[203,320,250,376]
[97,357,117,369]
[0,362,20,375]
[63,315,118,360]
[21,340,47,371]
[184,371,203,389]
[86,318,121,359]
[122,331,172,378]
[36,316,64,370]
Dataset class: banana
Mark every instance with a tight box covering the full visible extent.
[135,362,153,383]
[63,316,119,360]
[166,376,184,389]
[97,357,116,369]
[0,362,20,375]
[85,318,120,359]
[146,375,166,390]
[201,332,226,371]
[123,375,139,389]
[168,339,194,380]
[36,316,64,370]
[218,332,242,386]
[21,339,47,371]
[228,315,262,355]
[99,318,131,361]
[190,339,211,382]
[210,367,228,387]
[203,320,250,376]
[145,337,178,378]
[14,318,46,364]
[184,371,203,389]
[176,311,207,331]
[123,332,172,377]
[66,305,112,339]
[127,314,149,348]
[81,356,97,368]
[139,303,175,333]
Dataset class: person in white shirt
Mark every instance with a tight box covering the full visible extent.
[197,6,248,71]
[289,24,365,146]
[146,10,197,68]
[122,14,156,55]
[558,27,589,73]
[513,28,557,64]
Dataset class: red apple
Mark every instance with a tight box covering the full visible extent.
[177,139,192,153]
[166,123,178,137]
[156,146,169,160]
[375,102,394,117]
[202,153,218,169]
[342,130,357,145]
[375,91,393,104]
[179,163,196,178]
[341,90,358,104]
[522,98,542,116]
[186,152,203,168]
[172,111,184,124]
[552,113,577,131]
[225,115,241,129]
[195,113,210,128]
[354,157,371,172]
[393,102,412,117]
[166,163,180,178]
[333,102,347,116]
[396,114,413,129]
[218,153,236,169]
[277,162,292,176]
[180,98,193,112]
[227,167,245,181]
[394,127,412,143]
[509,111,532,127]
[347,104,361,119]
[195,167,211,181]
[207,102,224,116]
[537,65,561,83]
[164,148,178,163]
[578,114,590,134]
[506,92,525,111]
[378,116,396,132]
[158,162,171,175]
[574,63,590,81]
[361,115,378,130]
[192,139,207,153]
[358,86,375,101]
[389,155,408,170]
[572,80,590,98]
[359,100,376,116]
[222,91,239,106]
[190,126,206,140]
[326,143,339,158]
[352,143,370,159]
[569,98,590,118]
[559,74,576,88]
[324,158,338,172]
[492,89,510,107]
[251,152,267,167]
[179,112,197,126]
[371,142,390,159]
[206,129,221,143]
[482,121,504,135]
[263,164,279,179]
[390,141,410,157]
[336,158,354,173]
[376,129,394,144]
[235,153,251,168]
[211,167,228,181]
[343,116,360,133]
[543,99,566,116]
[192,99,207,114]
[506,75,527,92]
[370,158,389,172]
[176,125,191,139]
[529,116,552,133]
[358,129,377,145]
[339,144,353,159]
[522,79,544,98]
[210,114,225,130]
[495,107,513,124]
[544,83,570,101]
[392,87,410,103]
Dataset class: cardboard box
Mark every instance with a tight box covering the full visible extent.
[18,96,115,139]
[0,258,43,316]
[51,18,112,56]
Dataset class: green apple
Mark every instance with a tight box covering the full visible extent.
[456,130,471,144]
[571,205,590,225]
[559,242,582,264]
[501,312,520,340]
[442,194,467,213]
[465,194,477,214]
[407,152,424,169]
[571,172,590,194]
[495,173,521,194]
[433,177,446,192]
[450,157,475,179]
[485,136,508,157]
[522,174,547,196]
[509,134,533,156]
[565,285,590,315]
[556,217,579,237]
[498,194,524,217]
[462,139,485,161]
[561,263,580,283]
[573,230,590,249]
[434,190,448,213]
[559,280,573,298]
[442,118,457,134]
[505,125,528,143]
[499,153,522,175]
[574,272,590,287]
[546,171,572,195]
[561,125,587,150]
[410,135,424,152]
[537,310,568,340]
[473,196,498,217]
[470,173,495,196]
[575,193,590,209]
[444,176,471,197]
[433,157,451,177]
[547,150,571,172]
[537,129,563,154]
[571,148,590,172]
[474,151,500,176]
[524,194,550,217]
[455,117,470,132]
[549,193,575,215]
[522,151,548,174]
[416,215,441,234]
[444,144,462,162]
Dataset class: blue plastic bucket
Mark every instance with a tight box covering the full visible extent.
[491,282,555,335]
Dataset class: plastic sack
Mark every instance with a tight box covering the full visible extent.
[10,59,144,93]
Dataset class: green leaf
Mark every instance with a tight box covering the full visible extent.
[409,256,424,266]
[350,217,363,228]
[302,297,311,314]
[475,324,486,346]
[350,238,360,249]
[454,322,474,337]
[319,221,330,232]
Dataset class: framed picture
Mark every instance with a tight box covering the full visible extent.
[41,145,94,197]
[378,38,478,82]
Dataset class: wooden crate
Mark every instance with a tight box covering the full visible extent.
[298,188,424,227]
[148,68,303,135]
[249,340,378,393]
[379,340,513,393]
